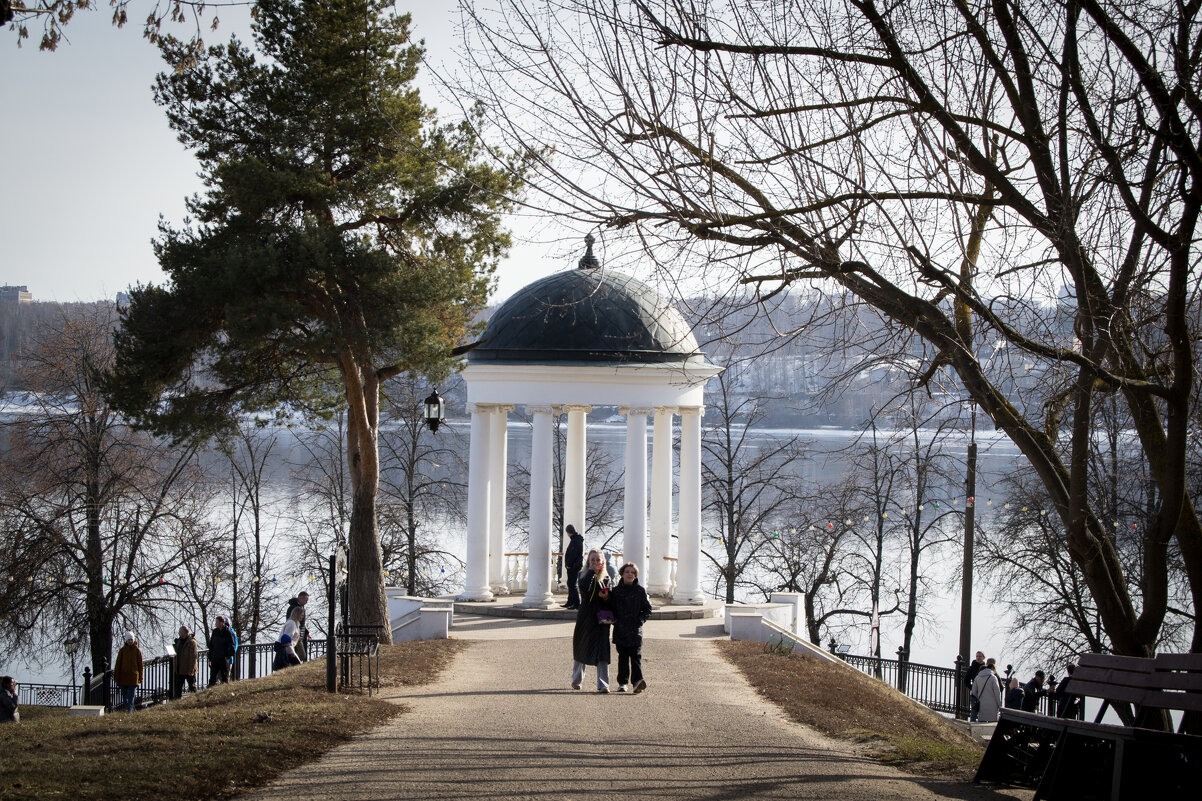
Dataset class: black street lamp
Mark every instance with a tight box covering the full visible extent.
[64,635,81,705]
[423,389,445,433]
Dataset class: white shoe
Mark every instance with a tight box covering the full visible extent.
[616,684,628,692]
[597,686,609,693]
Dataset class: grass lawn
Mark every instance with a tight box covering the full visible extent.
[718,640,984,779]
[0,639,464,801]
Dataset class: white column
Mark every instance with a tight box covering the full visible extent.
[523,405,557,607]
[622,406,651,581]
[458,403,494,601]
[673,405,705,605]
[562,404,590,539]
[647,405,675,596]
[488,404,512,595]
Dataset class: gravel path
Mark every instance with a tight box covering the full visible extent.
[240,617,1029,800]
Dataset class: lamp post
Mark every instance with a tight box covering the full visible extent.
[64,635,80,706]
[423,389,445,434]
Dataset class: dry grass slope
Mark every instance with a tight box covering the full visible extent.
[0,639,464,801]
[718,640,983,779]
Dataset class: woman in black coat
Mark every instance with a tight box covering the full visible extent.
[571,549,614,692]
[610,562,653,693]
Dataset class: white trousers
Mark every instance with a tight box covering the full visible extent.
[571,659,609,690]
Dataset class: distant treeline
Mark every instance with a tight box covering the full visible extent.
[0,300,115,391]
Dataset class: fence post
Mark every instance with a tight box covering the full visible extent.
[954,654,965,720]
[82,667,91,706]
[327,552,337,693]
[897,646,909,694]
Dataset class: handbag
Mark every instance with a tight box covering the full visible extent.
[596,610,615,625]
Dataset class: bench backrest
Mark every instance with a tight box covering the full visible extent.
[1070,652,1202,716]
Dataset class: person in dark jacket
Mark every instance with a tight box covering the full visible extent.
[1055,663,1079,718]
[0,676,18,723]
[965,650,985,721]
[563,525,584,609]
[208,616,237,687]
[173,626,199,698]
[571,549,613,692]
[1004,677,1025,710]
[610,562,653,693]
[272,633,301,671]
[1021,670,1047,713]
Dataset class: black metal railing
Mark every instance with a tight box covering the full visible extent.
[835,646,1075,719]
[17,682,78,708]
[54,637,333,711]
[337,625,380,696]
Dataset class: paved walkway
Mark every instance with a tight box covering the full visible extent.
[241,615,1030,801]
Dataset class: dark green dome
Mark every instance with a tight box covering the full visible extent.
[469,245,700,365]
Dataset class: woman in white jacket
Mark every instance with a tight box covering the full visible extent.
[971,657,1004,722]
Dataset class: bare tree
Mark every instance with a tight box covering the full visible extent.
[701,369,806,602]
[0,305,215,673]
[214,421,288,646]
[378,375,468,597]
[462,0,1202,655]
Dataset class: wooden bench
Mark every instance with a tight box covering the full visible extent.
[973,652,1202,800]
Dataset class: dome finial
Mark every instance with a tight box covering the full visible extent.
[578,233,600,270]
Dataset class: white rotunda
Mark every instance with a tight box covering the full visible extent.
[457,236,721,606]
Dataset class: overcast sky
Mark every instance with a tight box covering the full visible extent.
[0,4,563,304]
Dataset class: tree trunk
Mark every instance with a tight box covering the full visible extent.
[343,357,392,643]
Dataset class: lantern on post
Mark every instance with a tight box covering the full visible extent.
[423,389,445,433]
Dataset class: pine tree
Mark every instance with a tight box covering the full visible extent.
[104,0,524,639]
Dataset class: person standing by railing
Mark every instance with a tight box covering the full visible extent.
[964,650,985,721]
[114,633,143,713]
[971,657,1003,723]
[285,592,309,661]
[173,626,199,698]
[208,616,236,686]
[0,676,19,723]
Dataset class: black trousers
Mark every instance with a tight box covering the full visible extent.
[566,568,581,606]
[209,660,230,687]
[616,644,643,687]
[173,673,197,698]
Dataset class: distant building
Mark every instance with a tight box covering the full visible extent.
[116,291,131,309]
[0,285,32,304]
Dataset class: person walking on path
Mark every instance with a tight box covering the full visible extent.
[208,616,237,686]
[114,632,143,712]
[173,626,199,698]
[563,525,584,609]
[272,633,301,672]
[611,562,653,693]
[285,593,309,662]
[571,549,613,692]
[0,676,18,723]
[971,657,1003,723]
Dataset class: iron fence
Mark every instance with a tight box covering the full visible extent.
[43,637,332,711]
[837,647,1079,720]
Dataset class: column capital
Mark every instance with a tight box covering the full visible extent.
[562,404,592,415]
[653,405,678,416]
[678,405,705,418]
[467,402,496,415]
[525,404,557,416]
[620,406,654,417]
[492,404,515,415]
